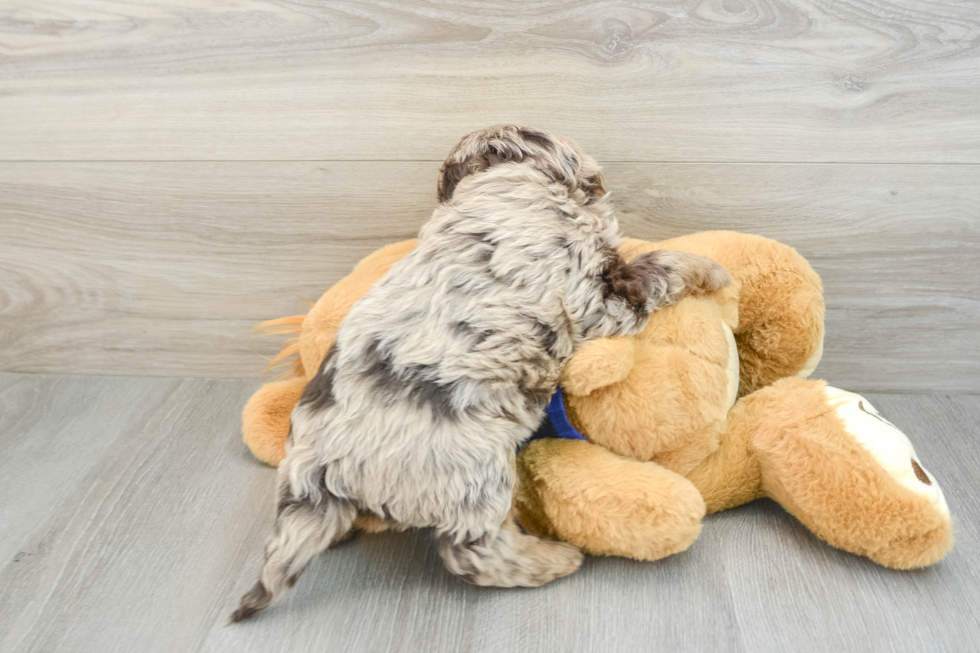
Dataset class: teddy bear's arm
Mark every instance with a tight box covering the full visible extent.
[683,392,766,513]
[515,438,706,561]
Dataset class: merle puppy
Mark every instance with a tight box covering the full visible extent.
[231,125,730,621]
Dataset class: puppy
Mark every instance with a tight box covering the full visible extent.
[231,125,730,621]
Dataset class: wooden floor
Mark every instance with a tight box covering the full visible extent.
[1,372,978,653]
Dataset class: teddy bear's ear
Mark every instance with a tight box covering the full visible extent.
[560,337,636,396]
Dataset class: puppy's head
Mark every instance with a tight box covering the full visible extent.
[437,125,606,205]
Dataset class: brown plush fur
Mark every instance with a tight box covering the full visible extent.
[750,379,954,569]
[516,438,705,561]
[241,231,952,570]
[242,377,307,466]
[621,232,826,396]
[562,293,735,476]
[562,232,824,478]
[684,396,764,515]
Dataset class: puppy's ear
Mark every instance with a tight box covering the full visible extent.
[437,125,566,202]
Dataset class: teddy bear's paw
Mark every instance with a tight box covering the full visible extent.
[242,376,308,466]
[824,386,950,520]
[516,439,706,562]
[560,337,636,396]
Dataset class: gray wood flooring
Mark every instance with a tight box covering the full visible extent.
[1,372,978,653]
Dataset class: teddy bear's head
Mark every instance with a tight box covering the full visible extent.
[555,234,825,477]
[559,277,741,476]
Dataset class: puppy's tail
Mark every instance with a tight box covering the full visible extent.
[229,479,356,623]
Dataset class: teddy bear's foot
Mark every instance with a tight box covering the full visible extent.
[752,379,953,569]
[516,438,706,561]
[242,376,308,466]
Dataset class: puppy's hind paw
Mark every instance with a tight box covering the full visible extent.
[507,534,584,588]
[536,539,585,582]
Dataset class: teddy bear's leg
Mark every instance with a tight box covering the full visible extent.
[683,394,766,514]
[745,378,953,569]
[242,377,308,466]
[516,438,706,561]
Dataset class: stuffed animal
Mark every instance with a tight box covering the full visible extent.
[242,232,953,569]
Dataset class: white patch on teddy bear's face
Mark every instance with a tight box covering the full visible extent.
[722,321,739,410]
[824,386,949,518]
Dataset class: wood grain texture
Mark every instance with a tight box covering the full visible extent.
[1,373,978,653]
[1,0,979,162]
[2,162,977,392]
[613,163,980,393]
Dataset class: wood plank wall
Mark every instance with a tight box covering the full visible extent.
[1,1,978,392]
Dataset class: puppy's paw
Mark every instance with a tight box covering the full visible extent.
[651,250,731,299]
[520,539,584,587]
[549,540,586,575]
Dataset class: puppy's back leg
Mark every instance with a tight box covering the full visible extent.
[439,517,583,588]
[230,466,356,622]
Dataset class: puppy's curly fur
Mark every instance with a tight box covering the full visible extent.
[231,125,730,621]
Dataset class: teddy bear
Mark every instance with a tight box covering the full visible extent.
[242,232,953,569]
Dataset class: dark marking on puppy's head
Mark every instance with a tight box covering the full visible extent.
[437,125,599,203]
[298,343,339,412]
[520,129,555,151]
